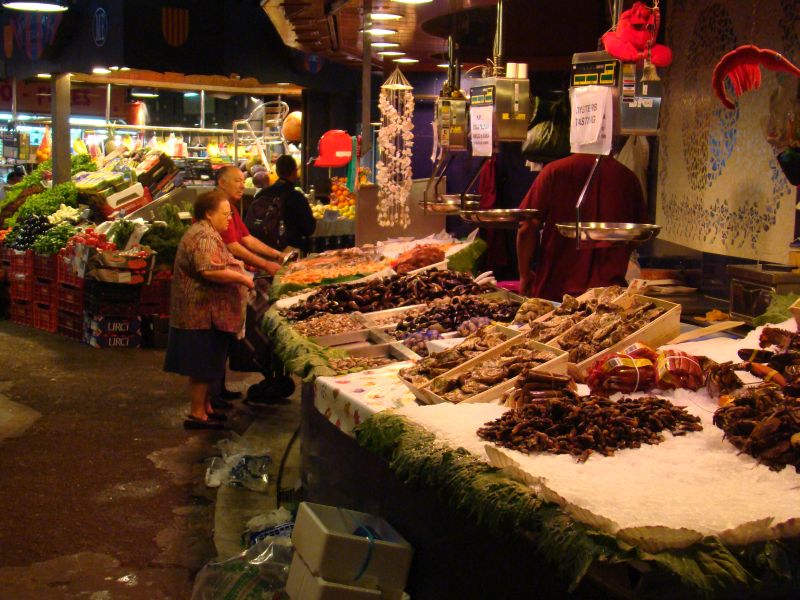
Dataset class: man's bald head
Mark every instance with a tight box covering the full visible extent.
[215,166,245,202]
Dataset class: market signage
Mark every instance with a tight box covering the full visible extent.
[469,85,495,157]
[569,84,613,155]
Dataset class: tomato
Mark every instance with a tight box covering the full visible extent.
[73,235,86,244]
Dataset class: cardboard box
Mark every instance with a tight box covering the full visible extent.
[84,312,142,336]
[83,330,142,349]
[292,502,412,599]
[287,553,382,600]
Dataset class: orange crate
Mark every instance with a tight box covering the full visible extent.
[9,274,33,301]
[33,254,57,281]
[57,283,83,315]
[57,310,83,340]
[33,302,58,332]
[9,250,33,277]
[33,279,55,305]
[56,253,84,288]
[10,300,32,326]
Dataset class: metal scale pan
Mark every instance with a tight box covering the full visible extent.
[420,193,480,214]
[556,222,661,243]
[460,208,541,228]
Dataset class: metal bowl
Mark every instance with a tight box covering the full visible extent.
[555,222,661,243]
[459,208,541,229]
[419,194,480,214]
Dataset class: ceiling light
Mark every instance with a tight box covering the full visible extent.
[370,122,382,126]
[437,63,449,68]
[276,82,291,86]
[183,92,199,98]
[109,66,119,71]
[120,67,131,71]
[131,90,159,98]
[377,51,405,57]
[92,67,112,75]
[371,41,399,48]
[390,0,433,4]
[2,1,68,12]
[360,27,397,36]
[393,57,419,63]
[369,12,401,20]
[36,73,51,79]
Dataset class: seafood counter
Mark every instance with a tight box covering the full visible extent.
[260,271,800,597]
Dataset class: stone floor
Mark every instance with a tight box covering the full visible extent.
[0,320,301,600]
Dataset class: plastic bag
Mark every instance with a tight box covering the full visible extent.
[521,93,571,164]
[191,536,293,600]
[205,433,272,492]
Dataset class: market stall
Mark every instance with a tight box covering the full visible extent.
[255,256,800,598]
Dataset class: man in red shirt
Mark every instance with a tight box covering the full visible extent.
[215,166,284,275]
[516,153,646,301]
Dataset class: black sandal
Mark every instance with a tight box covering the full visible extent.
[184,415,226,430]
[207,411,227,422]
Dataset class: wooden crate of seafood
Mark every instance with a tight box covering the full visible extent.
[353,305,427,330]
[406,331,568,405]
[549,294,680,381]
[398,325,523,403]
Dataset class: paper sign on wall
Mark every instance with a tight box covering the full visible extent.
[469,85,495,157]
[570,85,613,155]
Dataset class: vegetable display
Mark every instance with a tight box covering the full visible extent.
[7,182,79,228]
[4,215,53,250]
[108,220,136,250]
[139,203,189,267]
[32,222,77,256]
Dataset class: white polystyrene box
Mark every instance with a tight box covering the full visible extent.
[292,502,413,596]
[287,553,382,600]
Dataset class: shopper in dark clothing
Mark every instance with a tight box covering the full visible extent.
[246,155,315,251]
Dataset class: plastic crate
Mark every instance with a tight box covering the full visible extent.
[84,280,142,304]
[0,245,10,266]
[8,250,33,277]
[57,283,83,315]
[33,254,57,281]
[9,274,33,301]
[33,279,55,305]
[140,278,171,315]
[10,300,32,326]
[32,302,58,332]
[57,310,83,340]
[56,253,84,288]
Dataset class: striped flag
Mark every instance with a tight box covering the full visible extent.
[11,13,62,60]
[162,7,189,47]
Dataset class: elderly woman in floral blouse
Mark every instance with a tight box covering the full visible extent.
[164,191,254,430]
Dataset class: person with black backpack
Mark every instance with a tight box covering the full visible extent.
[245,155,315,253]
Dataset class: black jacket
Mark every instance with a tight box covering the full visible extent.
[249,178,316,250]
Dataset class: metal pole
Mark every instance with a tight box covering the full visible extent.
[200,89,206,129]
[105,83,112,123]
[11,77,17,123]
[52,73,71,184]
[493,0,504,75]
[360,0,372,161]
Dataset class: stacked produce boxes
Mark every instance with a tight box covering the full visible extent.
[83,281,143,348]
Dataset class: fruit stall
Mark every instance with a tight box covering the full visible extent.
[253,255,800,598]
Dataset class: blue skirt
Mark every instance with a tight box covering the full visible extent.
[163,327,232,381]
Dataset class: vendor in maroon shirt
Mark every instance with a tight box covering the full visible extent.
[215,165,284,275]
[516,153,646,301]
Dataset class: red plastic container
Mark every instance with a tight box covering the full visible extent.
[9,274,33,301]
[140,278,171,315]
[57,283,83,315]
[33,302,58,332]
[57,310,83,340]
[0,245,10,265]
[33,253,57,281]
[33,279,55,305]
[56,253,84,288]
[9,300,32,326]
[9,249,33,277]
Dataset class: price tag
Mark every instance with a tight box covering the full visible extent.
[469,85,495,157]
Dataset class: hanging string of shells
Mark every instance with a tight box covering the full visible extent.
[376,68,415,228]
